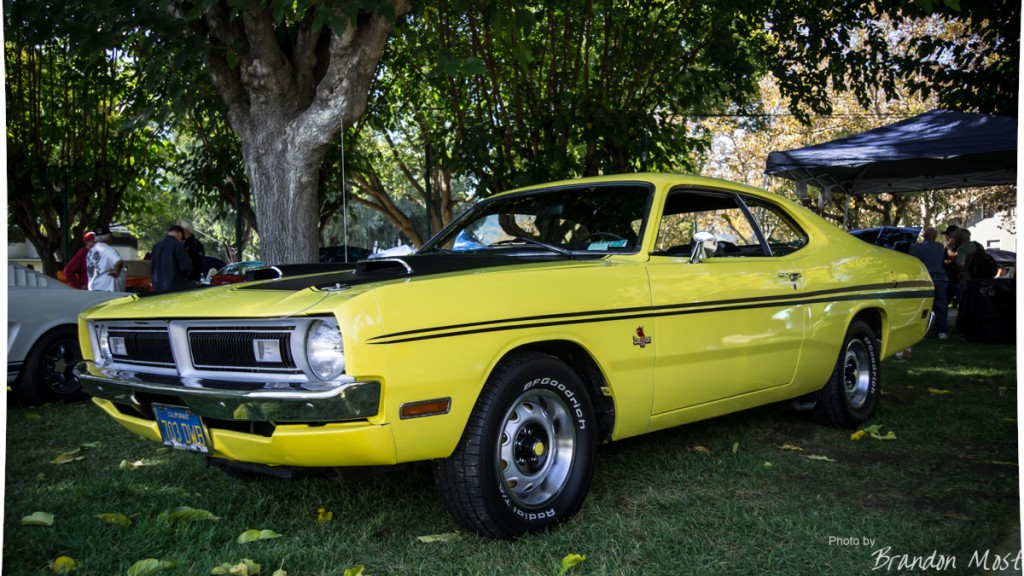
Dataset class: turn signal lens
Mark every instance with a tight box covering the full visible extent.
[400,398,452,419]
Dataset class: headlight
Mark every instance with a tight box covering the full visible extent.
[305,319,345,381]
[96,324,112,366]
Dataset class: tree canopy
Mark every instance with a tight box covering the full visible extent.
[6,0,1017,266]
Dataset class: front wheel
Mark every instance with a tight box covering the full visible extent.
[812,319,880,428]
[15,326,86,406]
[432,352,596,539]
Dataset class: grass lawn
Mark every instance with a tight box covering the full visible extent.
[4,337,1019,575]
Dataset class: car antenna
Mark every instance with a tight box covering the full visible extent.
[341,117,349,264]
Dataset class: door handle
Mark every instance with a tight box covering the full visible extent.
[778,272,802,282]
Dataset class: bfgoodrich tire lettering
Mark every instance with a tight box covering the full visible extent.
[432,352,596,539]
[813,319,880,428]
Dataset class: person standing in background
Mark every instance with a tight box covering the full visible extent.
[86,227,123,291]
[151,224,194,292]
[63,231,95,289]
[178,220,205,284]
[909,227,948,339]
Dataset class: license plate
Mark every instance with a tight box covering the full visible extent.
[153,404,211,454]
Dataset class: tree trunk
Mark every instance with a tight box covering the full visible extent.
[241,123,324,264]
[198,1,409,264]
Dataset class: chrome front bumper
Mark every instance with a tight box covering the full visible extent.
[74,361,380,422]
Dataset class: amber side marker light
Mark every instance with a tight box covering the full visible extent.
[400,398,452,419]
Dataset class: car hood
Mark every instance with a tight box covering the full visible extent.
[82,253,604,320]
[236,253,593,292]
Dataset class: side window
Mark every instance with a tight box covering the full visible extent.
[653,190,766,257]
[741,196,808,256]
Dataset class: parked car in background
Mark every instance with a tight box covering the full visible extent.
[849,226,921,253]
[75,174,933,539]
[8,264,127,404]
[205,261,267,286]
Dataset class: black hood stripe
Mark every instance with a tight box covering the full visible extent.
[238,253,590,292]
[368,282,933,345]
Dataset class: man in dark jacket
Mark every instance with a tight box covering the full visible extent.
[151,224,193,292]
[178,220,206,283]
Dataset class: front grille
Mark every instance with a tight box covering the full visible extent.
[111,328,174,368]
[188,327,299,373]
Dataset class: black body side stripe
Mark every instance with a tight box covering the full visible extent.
[367,284,933,345]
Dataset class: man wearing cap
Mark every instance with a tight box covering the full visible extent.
[63,232,95,289]
[86,226,124,291]
[152,224,194,292]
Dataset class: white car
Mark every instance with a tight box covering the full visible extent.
[7,264,127,404]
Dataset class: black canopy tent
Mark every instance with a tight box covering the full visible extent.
[764,109,1017,208]
[765,109,1018,344]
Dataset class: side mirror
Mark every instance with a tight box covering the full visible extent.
[688,231,718,264]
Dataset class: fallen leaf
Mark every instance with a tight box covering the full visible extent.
[96,513,132,526]
[690,445,710,453]
[316,507,333,525]
[804,455,837,463]
[850,430,867,441]
[127,558,176,576]
[237,529,283,544]
[998,386,1007,395]
[872,431,897,441]
[272,571,287,576]
[26,411,41,420]
[50,556,78,574]
[731,441,740,454]
[81,441,101,449]
[417,532,462,543]
[928,387,951,395]
[211,559,261,575]
[159,506,220,522]
[779,443,804,452]
[763,461,774,468]
[343,566,365,576]
[51,451,85,465]
[558,554,586,576]
[120,460,148,470]
[22,511,55,526]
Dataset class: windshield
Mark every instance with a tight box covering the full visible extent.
[422,184,653,255]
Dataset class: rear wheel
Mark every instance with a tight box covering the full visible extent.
[15,326,85,406]
[432,352,596,539]
[812,319,880,428]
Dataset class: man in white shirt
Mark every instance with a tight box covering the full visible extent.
[86,226,124,291]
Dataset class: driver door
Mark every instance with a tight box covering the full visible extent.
[646,189,808,414]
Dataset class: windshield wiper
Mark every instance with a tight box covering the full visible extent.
[490,237,574,258]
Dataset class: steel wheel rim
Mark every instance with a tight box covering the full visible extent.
[43,339,79,395]
[843,339,871,409]
[497,388,576,509]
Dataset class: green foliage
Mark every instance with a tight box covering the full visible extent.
[4,32,173,274]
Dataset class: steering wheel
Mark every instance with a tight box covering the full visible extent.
[581,231,627,244]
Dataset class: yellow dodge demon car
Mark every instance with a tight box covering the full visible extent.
[76,174,933,539]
